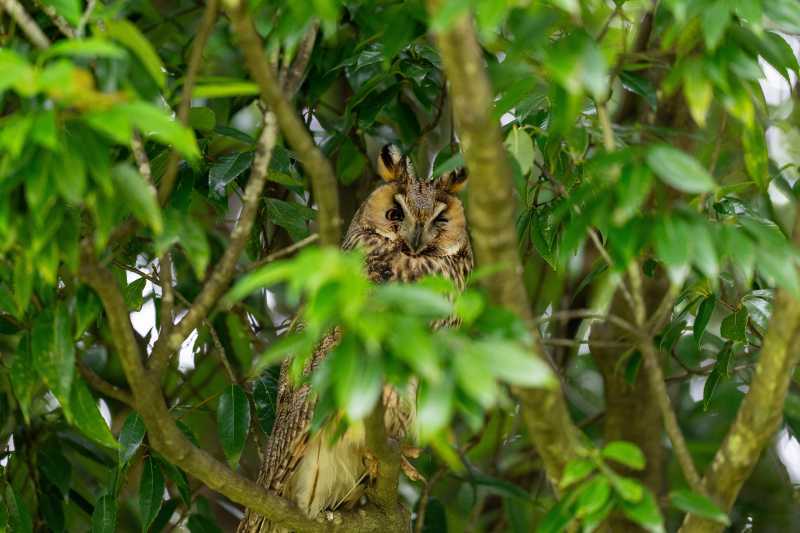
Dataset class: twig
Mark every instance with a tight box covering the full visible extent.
[34,0,75,38]
[149,111,279,377]
[207,320,237,383]
[535,309,638,336]
[281,20,319,98]
[76,0,95,37]
[159,252,175,333]
[246,233,319,271]
[78,361,135,406]
[227,2,342,246]
[628,264,704,494]
[157,0,219,204]
[131,132,154,185]
[542,338,630,349]
[0,0,50,48]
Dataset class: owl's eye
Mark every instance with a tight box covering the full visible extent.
[434,213,448,225]
[385,206,403,221]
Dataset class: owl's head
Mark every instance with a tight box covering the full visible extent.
[353,144,469,257]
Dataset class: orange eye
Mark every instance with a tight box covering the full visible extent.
[386,207,403,221]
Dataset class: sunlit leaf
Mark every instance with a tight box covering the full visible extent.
[670,490,730,525]
[646,145,716,194]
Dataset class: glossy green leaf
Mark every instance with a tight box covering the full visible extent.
[337,138,368,185]
[601,441,646,470]
[209,152,254,196]
[575,476,611,517]
[112,163,163,234]
[742,123,769,190]
[646,145,716,193]
[70,378,119,449]
[5,484,33,533]
[694,294,716,344]
[620,490,665,533]
[670,490,730,525]
[91,494,118,533]
[720,308,748,342]
[192,81,260,99]
[139,457,165,532]
[703,369,722,411]
[37,446,71,497]
[11,335,37,423]
[560,458,595,488]
[218,384,251,468]
[104,19,166,88]
[43,38,127,60]
[119,411,146,465]
[505,126,535,176]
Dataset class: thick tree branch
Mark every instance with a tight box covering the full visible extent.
[157,0,219,204]
[426,4,582,484]
[680,295,800,532]
[226,1,342,246]
[364,400,401,513]
[80,245,402,533]
[149,112,278,377]
[0,0,50,49]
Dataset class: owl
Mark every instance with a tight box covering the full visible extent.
[238,145,473,532]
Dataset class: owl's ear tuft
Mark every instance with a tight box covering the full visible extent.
[438,167,468,193]
[377,144,404,182]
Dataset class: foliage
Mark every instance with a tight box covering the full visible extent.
[0,0,798,532]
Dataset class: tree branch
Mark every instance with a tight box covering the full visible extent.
[157,0,219,204]
[80,244,400,533]
[281,20,320,99]
[149,111,278,377]
[680,294,800,531]
[225,1,342,247]
[78,361,134,406]
[0,0,50,49]
[34,0,75,38]
[426,3,583,484]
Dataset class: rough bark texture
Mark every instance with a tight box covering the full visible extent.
[427,4,583,484]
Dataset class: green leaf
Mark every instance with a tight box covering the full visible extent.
[336,138,368,185]
[620,490,665,533]
[619,71,657,110]
[119,411,146,465]
[124,277,147,312]
[265,198,316,241]
[332,338,383,421]
[156,458,191,506]
[684,62,713,127]
[112,163,163,234]
[504,126,535,176]
[575,476,611,517]
[5,484,33,533]
[703,369,722,411]
[669,490,730,525]
[702,0,731,50]
[104,19,166,89]
[485,340,555,388]
[417,378,454,440]
[217,385,251,468]
[41,0,81,25]
[720,308,748,342]
[536,497,573,533]
[91,494,118,533]
[31,305,75,413]
[43,38,127,60]
[0,49,34,95]
[139,457,165,532]
[560,458,595,488]
[115,102,199,160]
[209,152,254,196]
[224,261,296,304]
[742,123,769,190]
[472,474,530,500]
[601,441,646,470]
[694,294,716,344]
[188,107,216,132]
[610,474,644,502]
[13,254,33,314]
[70,378,120,449]
[420,498,447,533]
[11,335,37,423]
[646,145,716,193]
[192,81,260,99]
[253,370,279,434]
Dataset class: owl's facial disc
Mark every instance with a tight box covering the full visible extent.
[393,194,449,255]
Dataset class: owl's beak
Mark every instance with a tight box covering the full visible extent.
[404,222,424,254]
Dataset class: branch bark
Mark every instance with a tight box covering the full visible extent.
[226,2,342,247]
[149,111,278,377]
[364,399,407,532]
[0,0,50,49]
[426,3,582,484]
[679,293,800,532]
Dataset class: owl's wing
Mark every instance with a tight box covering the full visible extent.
[256,329,342,494]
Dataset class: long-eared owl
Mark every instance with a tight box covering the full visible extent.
[238,145,473,532]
